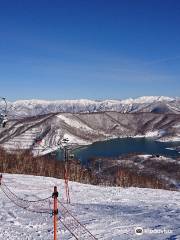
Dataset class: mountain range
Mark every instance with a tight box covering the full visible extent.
[1,96,180,118]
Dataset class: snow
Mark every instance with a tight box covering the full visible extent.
[57,114,93,131]
[120,96,175,104]
[145,130,165,137]
[166,147,175,151]
[3,96,180,118]
[2,127,43,151]
[11,96,175,106]
[159,136,180,142]
[63,133,91,145]
[145,130,160,137]
[33,145,59,156]
[173,124,180,128]
[0,173,180,240]
[134,130,166,139]
[11,96,176,109]
[138,154,152,159]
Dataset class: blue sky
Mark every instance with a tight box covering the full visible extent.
[0,0,180,101]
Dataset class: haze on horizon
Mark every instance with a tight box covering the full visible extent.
[0,0,180,101]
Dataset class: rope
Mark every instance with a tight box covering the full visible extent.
[58,217,79,240]
[0,179,98,239]
[0,183,52,214]
[2,182,52,203]
[58,200,97,240]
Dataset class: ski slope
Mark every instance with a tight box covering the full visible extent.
[0,174,180,240]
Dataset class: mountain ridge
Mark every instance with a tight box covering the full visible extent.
[7,95,180,104]
[1,96,180,118]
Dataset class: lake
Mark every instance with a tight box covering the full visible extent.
[56,138,180,164]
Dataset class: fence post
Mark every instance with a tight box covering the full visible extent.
[52,186,58,240]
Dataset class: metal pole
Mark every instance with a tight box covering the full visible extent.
[52,186,58,240]
[64,147,70,204]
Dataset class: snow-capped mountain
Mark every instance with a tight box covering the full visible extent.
[1,96,180,118]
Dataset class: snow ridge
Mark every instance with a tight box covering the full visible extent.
[1,96,179,118]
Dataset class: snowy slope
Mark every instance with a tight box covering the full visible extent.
[2,96,180,118]
[0,174,180,240]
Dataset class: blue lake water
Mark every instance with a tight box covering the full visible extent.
[56,138,180,164]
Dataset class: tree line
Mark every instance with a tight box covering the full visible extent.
[0,148,176,190]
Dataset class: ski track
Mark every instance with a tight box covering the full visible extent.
[0,174,180,240]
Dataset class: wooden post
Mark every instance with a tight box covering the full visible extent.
[52,186,58,240]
